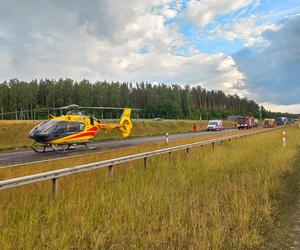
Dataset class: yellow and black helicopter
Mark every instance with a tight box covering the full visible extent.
[29,104,136,153]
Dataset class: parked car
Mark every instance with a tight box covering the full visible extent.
[207,120,224,131]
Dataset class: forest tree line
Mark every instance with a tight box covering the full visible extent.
[0,78,296,120]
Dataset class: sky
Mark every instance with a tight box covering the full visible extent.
[0,0,300,113]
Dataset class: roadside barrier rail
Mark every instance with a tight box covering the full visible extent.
[0,127,280,195]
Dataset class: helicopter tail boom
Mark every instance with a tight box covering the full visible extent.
[117,108,133,137]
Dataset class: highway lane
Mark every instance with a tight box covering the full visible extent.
[0,129,236,167]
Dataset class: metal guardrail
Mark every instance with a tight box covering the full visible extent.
[0,128,278,195]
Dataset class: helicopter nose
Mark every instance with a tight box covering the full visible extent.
[29,129,35,139]
[29,130,49,143]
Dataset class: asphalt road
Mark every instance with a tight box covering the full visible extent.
[0,129,236,167]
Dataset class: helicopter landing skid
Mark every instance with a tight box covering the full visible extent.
[31,143,52,153]
[51,144,75,153]
[83,144,96,150]
[31,142,96,153]
[51,143,96,153]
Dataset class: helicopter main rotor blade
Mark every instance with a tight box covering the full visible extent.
[1,108,50,115]
[81,106,142,111]
[50,105,142,110]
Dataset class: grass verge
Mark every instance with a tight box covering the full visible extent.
[261,144,300,249]
[0,126,298,249]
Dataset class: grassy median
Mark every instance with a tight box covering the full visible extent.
[0,126,299,249]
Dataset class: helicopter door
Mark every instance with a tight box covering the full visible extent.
[66,123,78,134]
[50,121,86,140]
[53,121,68,138]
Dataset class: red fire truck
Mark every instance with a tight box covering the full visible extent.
[237,116,254,129]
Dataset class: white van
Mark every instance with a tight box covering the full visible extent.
[207,120,224,131]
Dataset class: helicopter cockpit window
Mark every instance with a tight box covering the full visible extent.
[50,121,85,138]
[55,121,67,134]
[66,122,85,134]
[79,123,85,131]
[67,124,76,133]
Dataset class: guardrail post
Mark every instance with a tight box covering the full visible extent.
[52,178,58,197]
[108,165,113,180]
[168,152,172,159]
[212,142,215,152]
[186,148,190,156]
[144,157,148,170]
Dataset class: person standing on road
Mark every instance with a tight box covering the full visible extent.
[193,123,196,132]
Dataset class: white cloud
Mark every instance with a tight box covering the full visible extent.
[53,0,174,44]
[84,37,245,95]
[184,0,257,28]
[157,4,178,19]
[261,102,300,114]
[208,15,280,46]
[0,30,8,38]
[0,56,9,70]
[0,0,246,97]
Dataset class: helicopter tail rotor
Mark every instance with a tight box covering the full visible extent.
[117,108,133,137]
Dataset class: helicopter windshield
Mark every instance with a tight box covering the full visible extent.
[34,120,58,133]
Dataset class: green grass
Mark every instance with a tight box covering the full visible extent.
[0,126,299,249]
[0,119,234,151]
